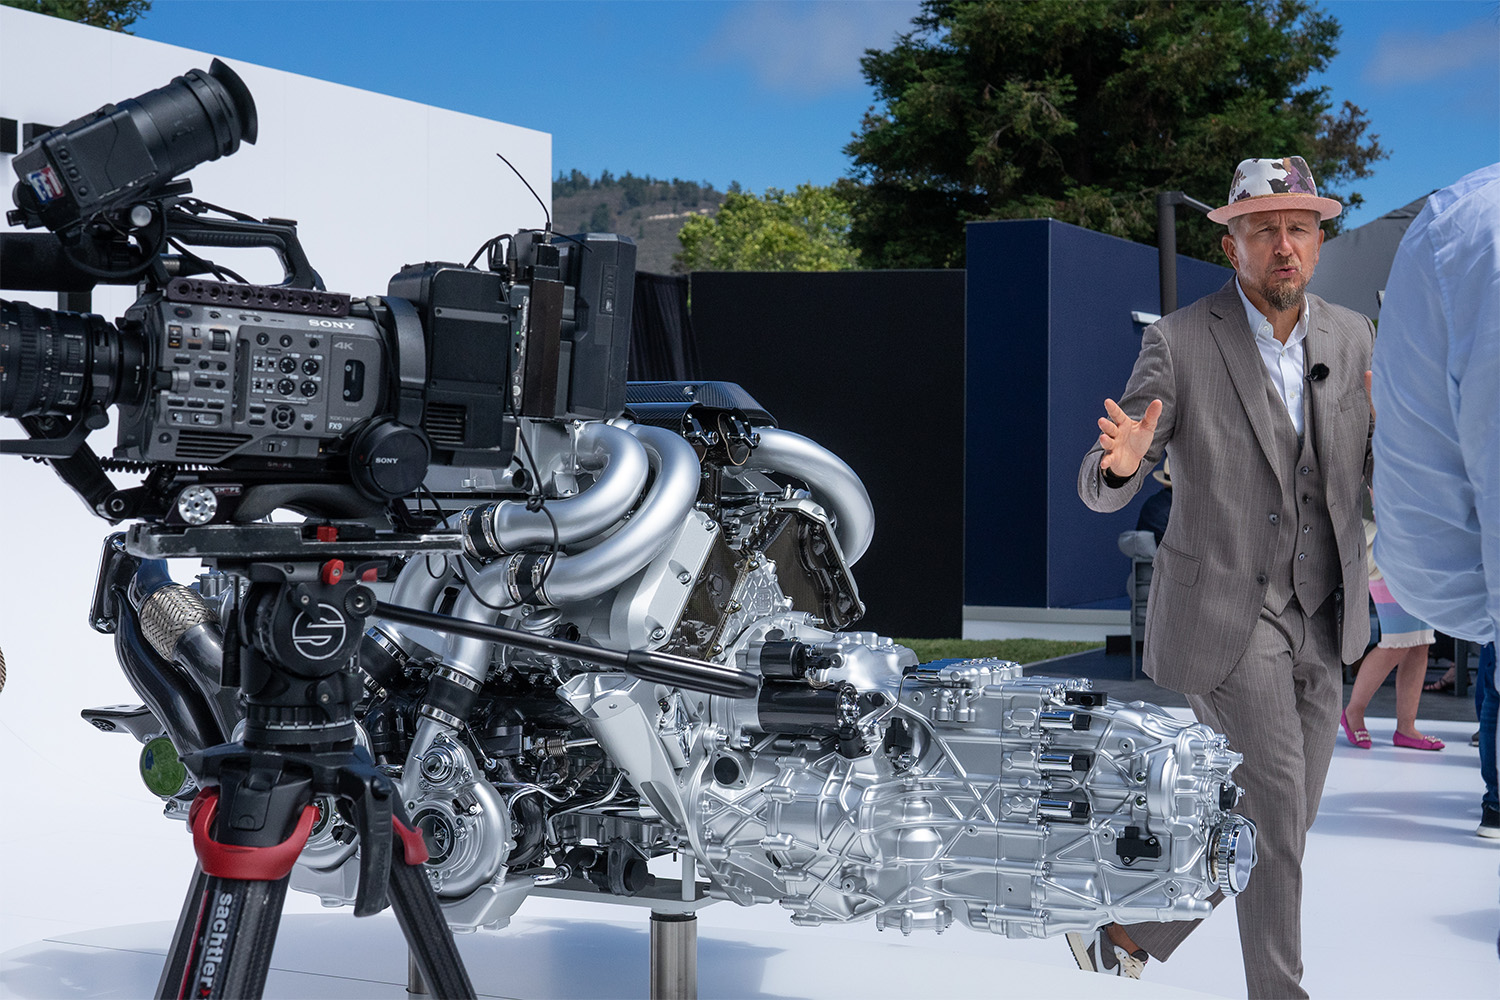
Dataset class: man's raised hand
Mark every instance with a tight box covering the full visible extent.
[1098,398,1163,478]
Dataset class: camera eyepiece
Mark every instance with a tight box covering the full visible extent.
[10,59,257,235]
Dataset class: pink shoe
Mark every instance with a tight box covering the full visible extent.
[1341,710,1371,749]
[1392,731,1444,751]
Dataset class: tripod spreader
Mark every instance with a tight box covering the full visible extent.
[160,748,465,1000]
[372,601,761,699]
[182,744,418,918]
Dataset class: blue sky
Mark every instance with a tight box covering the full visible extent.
[132,0,1498,228]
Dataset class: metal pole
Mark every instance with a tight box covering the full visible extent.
[1156,192,1215,318]
[1156,191,1178,317]
[649,911,697,1000]
[407,950,429,996]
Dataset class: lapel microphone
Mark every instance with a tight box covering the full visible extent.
[1306,363,1329,383]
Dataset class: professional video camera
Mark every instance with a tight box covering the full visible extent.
[2,62,1256,998]
[2,59,634,527]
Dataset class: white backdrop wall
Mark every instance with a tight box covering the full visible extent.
[0,7,549,947]
[0,7,552,302]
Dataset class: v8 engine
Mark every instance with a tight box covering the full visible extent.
[104,380,1255,941]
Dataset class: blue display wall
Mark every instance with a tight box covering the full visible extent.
[965,219,1231,611]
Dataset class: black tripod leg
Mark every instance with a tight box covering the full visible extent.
[156,864,211,1000]
[387,848,475,999]
[157,873,290,1000]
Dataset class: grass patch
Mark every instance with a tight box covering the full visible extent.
[895,637,1103,665]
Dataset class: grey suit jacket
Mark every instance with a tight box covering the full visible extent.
[1079,280,1374,694]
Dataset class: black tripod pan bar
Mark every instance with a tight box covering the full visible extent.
[372,602,760,699]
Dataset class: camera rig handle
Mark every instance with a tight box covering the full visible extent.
[161,205,321,290]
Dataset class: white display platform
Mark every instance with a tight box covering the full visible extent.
[0,909,1212,1000]
[1,714,1494,999]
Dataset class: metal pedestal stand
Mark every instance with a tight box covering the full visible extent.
[406,863,714,999]
[533,853,716,1000]
[649,912,698,999]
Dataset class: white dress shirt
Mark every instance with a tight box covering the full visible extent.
[1372,162,1500,645]
[1235,278,1311,437]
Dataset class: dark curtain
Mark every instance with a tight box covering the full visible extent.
[629,272,700,381]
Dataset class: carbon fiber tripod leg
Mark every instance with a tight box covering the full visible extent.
[155,864,210,999]
[388,847,474,999]
[155,873,290,1000]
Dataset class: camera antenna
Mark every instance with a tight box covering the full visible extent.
[482,154,590,263]
[495,152,550,234]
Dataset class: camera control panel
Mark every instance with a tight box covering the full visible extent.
[122,299,386,466]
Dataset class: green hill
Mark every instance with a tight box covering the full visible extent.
[552,170,732,274]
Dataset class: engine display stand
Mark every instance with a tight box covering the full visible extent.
[533,855,716,1000]
[405,854,715,999]
[649,912,697,1000]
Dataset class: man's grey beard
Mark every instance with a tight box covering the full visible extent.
[1263,276,1307,312]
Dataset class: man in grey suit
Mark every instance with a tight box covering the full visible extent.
[1071,156,1374,999]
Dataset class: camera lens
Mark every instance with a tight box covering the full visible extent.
[0,299,145,420]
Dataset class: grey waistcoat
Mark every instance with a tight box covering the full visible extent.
[1262,378,1340,617]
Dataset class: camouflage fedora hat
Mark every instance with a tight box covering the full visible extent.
[1206,156,1342,224]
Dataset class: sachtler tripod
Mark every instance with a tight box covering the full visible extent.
[120,522,476,1000]
[110,518,757,999]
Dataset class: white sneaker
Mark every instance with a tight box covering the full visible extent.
[1066,930,1098,972]
[1105,939,1149,979]
[1067,926,1148,979]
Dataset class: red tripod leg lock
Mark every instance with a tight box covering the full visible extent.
[190,788,319,880]
[393,815,429,866]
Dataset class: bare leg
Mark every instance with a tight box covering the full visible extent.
[1393,644,1433,739]
[1345,645,1404,733]
[1108,923,1144,953]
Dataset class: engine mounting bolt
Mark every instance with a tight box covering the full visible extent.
[651,627,667,641]
[677,571,692,584]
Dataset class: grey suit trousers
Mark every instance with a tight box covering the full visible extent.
[1124,594,1342,1000]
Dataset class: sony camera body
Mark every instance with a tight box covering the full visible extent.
[104,235,635,492]
[1,60,636,524]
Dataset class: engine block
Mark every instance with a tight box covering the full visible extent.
[98,381,1255,947]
